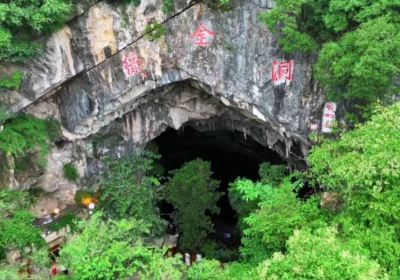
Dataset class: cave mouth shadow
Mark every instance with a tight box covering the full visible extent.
[149,125,285,251]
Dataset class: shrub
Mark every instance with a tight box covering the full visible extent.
[0,210,45,260]
[63,163,79,182]
[49,212,80,232]
[258,162,287,186]
[144,22,166,41]
[257,227,388,279]
[259,0,400,108]
[100,152,164,236]
[0,114,59,168]
[0,71,23,90]
[240,179,326,263]
[162,0,173,14]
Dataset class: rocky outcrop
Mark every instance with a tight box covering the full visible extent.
[1,0,326,198]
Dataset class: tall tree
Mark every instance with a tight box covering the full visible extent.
[165,159,221,251]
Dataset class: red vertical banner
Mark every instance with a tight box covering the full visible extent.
[321,102,337,133]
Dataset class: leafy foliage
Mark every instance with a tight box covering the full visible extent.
[257,227,387,279]
[48,212,80,232]
[165,159,221,251]
[0,71,23,90]
[240,179,326,264]
[228,178,275,231]
[144,22,166,41]
[258,162,287,186]
[60,213,149,280]
[259,0,400,104]
[162,0,173,14]
[0,114,58,168]
[100,152,164,236]
[308,102,400,277]
[60,213,184,280]
[0,0,72,63]
[315,16,400,102]
[0,0,72,89]
[308,103,400,228]
[0,210,45,260]
[187,259,227,280]
[63,163,79,182]
[0,188,31,218]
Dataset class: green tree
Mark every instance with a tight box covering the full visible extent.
[308,103,400,229]
[165,159,221,251]
[240,179,326,264]
[257,227,388,280]
[60,213,184,280]
[308,102,400,277]
[99,152,164,236]
[0,0,71,63]
[259,0,400,105]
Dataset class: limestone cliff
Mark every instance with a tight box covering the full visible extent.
[1,0,326,202]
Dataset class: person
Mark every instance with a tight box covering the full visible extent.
[50,260,57,276]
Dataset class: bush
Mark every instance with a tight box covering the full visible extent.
[100,152,164,236]
[240,179,326,263]
[144,22,166,41]
[0,189,31,218]
[0,210,45,260]
[258,163,287,186]
[187,260,228,280]
[63,163,79,182]
[49,212,80,232]
[60,213,184,280]
[0,71,23,90]
[0,114,59,168]
[257,227,388,279]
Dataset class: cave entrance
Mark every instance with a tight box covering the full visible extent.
[149,125,284,253]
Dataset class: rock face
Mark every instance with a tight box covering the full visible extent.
[2,0,326,199]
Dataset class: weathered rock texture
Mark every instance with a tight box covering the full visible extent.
[1,0,326,200]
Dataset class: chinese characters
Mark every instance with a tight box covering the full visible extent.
[121,52,147,79]
[322,102,337,133]
[191,23,215,48]
[272,60,294,85]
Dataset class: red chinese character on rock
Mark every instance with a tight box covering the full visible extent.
[122,52,147,79]
[272,60,294,85]
[325,102,336,112]
[191,23,215,48]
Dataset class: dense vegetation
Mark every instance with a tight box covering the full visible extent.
[0,0,72,90]
[1,102,400,278]
[259,0,400,112]
[0,0,399,279]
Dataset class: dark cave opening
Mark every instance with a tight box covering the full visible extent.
[149,126,285,252]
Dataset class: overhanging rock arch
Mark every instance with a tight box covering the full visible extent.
[118,80,308,169]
